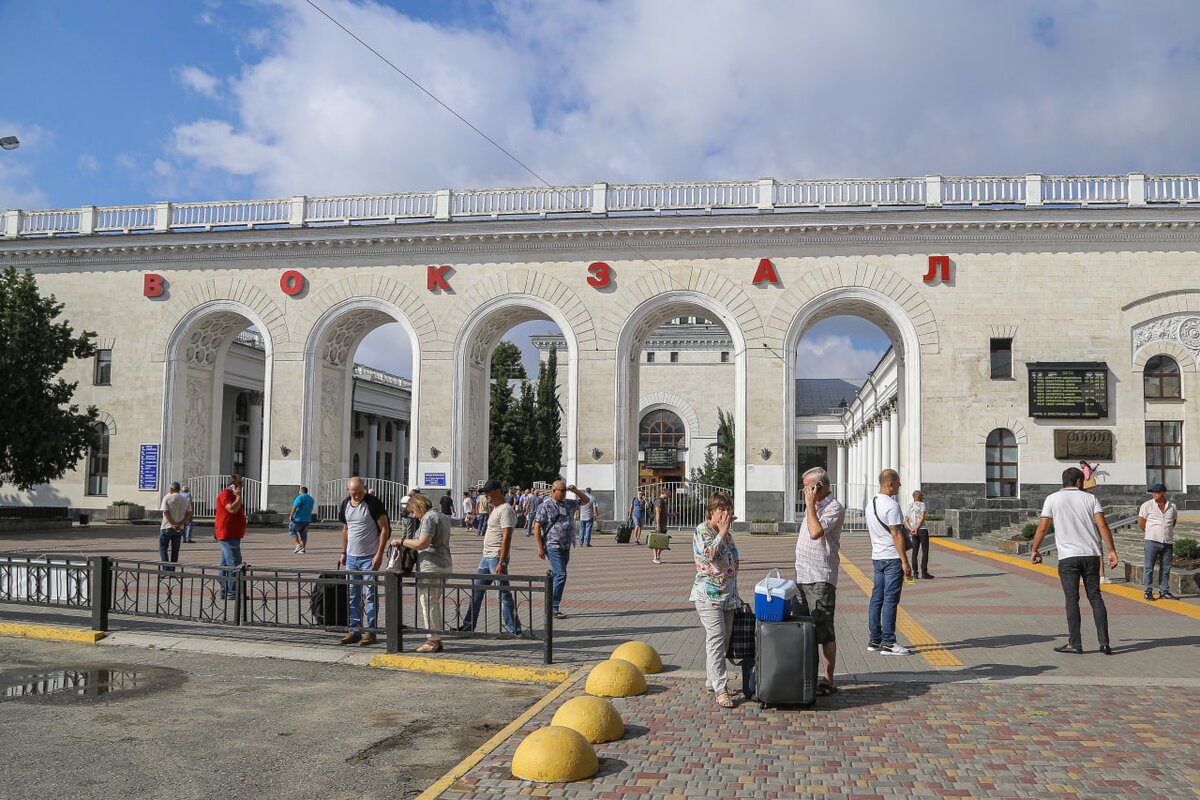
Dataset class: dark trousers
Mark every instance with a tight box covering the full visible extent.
[910,530,930,576]
[1058,555,1110,649]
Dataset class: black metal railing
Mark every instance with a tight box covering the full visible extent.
[0,554,555,663]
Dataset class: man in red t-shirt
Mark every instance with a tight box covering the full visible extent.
[215,474,247,599]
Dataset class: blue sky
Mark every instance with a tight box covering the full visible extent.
[5,0,1200,378]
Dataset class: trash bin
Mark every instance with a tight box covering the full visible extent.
[78,512,90,527]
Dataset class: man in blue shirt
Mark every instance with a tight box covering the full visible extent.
[289,486,315,554]
[533,480,591,619]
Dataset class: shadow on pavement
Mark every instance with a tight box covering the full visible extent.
[1109,634,1200,655]
[937,632,1060,651]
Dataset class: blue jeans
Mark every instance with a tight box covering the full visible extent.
[1142,541,1173,593]
[183,520,193,542]
[546,546,570,611]
[868,558,904,646]
[461,556,521,634]
[289,521,309,544]
[345,554,377,632]
[578,519,594,546]
[158,530,182,567]
[218,539,243,598]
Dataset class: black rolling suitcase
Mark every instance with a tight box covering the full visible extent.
[616,525,633,543]
[310,572,349,627]
[754,617,818,707]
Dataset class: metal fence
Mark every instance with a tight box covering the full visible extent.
[184,475,264,519]
[638,482,733,530]
[0,553,554,662]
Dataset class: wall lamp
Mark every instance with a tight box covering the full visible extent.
[591,447,603,460]
[429,446,441,458]
[279,445,291,457]
[759,447,772,461]
[0,136,19,151]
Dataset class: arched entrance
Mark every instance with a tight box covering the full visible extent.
[616,291,748,519]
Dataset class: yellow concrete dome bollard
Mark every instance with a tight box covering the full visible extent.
[611,641,663,674]
[585,657,647,697]
[510,726,599,782]
[551,695,625,743]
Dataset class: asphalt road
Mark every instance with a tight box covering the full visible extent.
[0,637,544,800]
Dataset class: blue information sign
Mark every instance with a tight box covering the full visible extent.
[423,472,446,487]
[138,444,159,491]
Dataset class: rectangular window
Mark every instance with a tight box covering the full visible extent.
[646,352,655,363]
[720,351,730,363]
[1146,421,1183,491]
[94,349,112,385]
[990,338,1013,379]
[669,352,679,363]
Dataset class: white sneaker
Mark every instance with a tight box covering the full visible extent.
[866,642,882,651]
[1099,577,1112,584]
[293,545,301,553]
[880,643,912,656]
[652,558,661,564]
[298,547,306,554]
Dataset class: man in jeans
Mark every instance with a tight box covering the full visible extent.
[864,469,913,656]
[577,488,595,547]
[337,477,391,646]
[906,490,934,579]
[1138,482,1178,601]
[159,481,189,570]
[214,475,246,599]
[1031,467,1119,654]
[460,479,522,635]
[534,481,591,619]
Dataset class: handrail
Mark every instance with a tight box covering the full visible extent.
[4,172,1195,239]
[1037,512,1140,555]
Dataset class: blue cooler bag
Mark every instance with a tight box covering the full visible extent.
[754,568,798,622]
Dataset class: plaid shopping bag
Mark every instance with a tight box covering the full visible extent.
[725,601,756,663]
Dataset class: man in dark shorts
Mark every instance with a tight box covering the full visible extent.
[794,467,846,694]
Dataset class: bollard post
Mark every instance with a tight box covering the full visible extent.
[544,570,554,664]
[89,555,110,632]
[385,571,400,654]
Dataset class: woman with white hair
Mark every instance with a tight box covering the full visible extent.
[397,492,453,653]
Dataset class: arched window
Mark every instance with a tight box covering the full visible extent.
[985,428,1018,498]
[1144,355,1181,399]
[86,422,110,496]
[639,410,686,451]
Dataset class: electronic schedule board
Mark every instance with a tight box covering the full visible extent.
[1027,362,1109,419]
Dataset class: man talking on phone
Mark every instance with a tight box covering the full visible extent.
[214,474,246,600]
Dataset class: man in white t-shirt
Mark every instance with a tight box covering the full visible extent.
[1031,467,1118,655]
[864,469,913,656]
[459,479,521,635]
[1138,482,1179,601]
[159,481,190,569]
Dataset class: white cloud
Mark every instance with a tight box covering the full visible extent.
[77,154,100,174]
[162,0,1200,200]
[177,65,221,99]
[795,335,885,380]
[0,122,50,211]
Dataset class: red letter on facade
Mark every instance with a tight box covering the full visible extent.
[280,270,304,296]
[427,265,452,292]
[924,255,950,283]
[143,273,164,297]
[752,258,779,285]
[586,261,612,288]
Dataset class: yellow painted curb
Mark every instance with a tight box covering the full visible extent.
[0,622,106,644]
[841,560,964,668]
[369,653,572,684]
[933,538,1200,621]
[415,668,586,800]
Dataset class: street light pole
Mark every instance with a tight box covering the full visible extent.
[0,136,19,151]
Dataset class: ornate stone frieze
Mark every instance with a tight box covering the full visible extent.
[182,375,211,478]
[184,313,243,366]
[1132,314,1200,367]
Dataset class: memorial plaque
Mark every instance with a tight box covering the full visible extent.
[1027,362,1109,418]
[1053,429,1114,460]
[643,448,678,469]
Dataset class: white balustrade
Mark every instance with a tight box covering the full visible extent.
[7,173,1200,239]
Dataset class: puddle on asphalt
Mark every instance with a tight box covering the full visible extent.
[0,666,184,701]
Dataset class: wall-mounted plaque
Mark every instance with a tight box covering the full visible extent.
[1053,429,1114,460]
[643,448,678,469]
[1027,362,1109,418]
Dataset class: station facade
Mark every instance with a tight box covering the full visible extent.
[2,173,1198,530]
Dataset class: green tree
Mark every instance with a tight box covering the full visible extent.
[487,341,526,484]
[534,345,563,482]
[0,267,98,490]
[690,408,734,491]
[511,381,538,487]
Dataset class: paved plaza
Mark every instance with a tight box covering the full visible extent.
[2,524,1198,798]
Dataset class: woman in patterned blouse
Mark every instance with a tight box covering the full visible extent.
[689,491,741,708]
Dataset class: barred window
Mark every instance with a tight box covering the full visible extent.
[1144,355,1181,399]
[985,428,1018,498]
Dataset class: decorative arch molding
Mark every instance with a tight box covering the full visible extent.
[638,392,702,442]
[765,261,940,355]
[598,265,765,346]
[975,420,1029,446]
[152,277,288,362]
[93,409,118,436]
[1132,340,1197,373]
[439,269,598,350]
[293,273,438,354]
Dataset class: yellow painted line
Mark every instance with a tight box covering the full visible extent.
[0,621,106,644]
[933,538,1200,621]
[370,652,572,684]
[840,560,964,668]
[415,667,586,800]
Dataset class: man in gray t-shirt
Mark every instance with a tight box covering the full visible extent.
[336,477,390,646]
[461,479,521,635]
[1031,467,1118,655]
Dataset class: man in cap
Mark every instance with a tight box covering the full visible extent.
[459,479,521,635]
[1138,482,1179,601]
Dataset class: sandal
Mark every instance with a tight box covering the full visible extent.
[715,692,735,708]
[816,680,837,696]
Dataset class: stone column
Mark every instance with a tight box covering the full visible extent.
[836,441,848,499]
[891,402,902,480]
[366,417,379,479]
[246,391,264,483]
[871,420,883,485]
[395,420,406,486]
[881,412,893,471]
